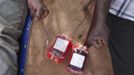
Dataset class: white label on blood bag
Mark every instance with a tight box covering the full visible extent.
[70,53,85,68]
[53,38,69,52]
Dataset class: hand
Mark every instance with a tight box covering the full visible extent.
[87,24,109,48]
[28,0,49,20]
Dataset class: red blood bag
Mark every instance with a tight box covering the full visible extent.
[67,43,88,74]
[47,34,72,63]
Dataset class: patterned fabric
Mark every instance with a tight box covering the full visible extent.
[0,0,27,75]
[109,0,134,21]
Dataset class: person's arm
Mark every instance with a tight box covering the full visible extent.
[27,0,49,20]
[85,0,111,48]
[93,0,111,26]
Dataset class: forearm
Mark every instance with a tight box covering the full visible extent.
[93,0,111,26]
[85,0,111,47]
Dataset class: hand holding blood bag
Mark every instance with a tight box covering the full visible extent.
[47,34,72,63]
[68,43,88,74]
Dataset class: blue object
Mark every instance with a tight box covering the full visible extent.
[18,12,32,75]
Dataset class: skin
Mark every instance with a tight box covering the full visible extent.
[27,0,49,20]
[83,1,113,75]
[85,0,112,48]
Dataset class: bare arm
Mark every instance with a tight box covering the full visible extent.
[94,0,111,26]
[85,0,111,48]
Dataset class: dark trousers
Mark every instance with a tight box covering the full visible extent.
[107,13,134,75]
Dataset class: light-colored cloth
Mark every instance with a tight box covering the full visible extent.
[109,0,134,21]
[0,0,27,75]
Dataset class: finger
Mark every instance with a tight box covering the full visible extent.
[93,40,102,48]
[31,8,36,17]
[29,5,36,17]
[96,37,107,46]
[34,7,41,20]
[100,37,107,46]
[41,6,49,19]
[92,37,106,48]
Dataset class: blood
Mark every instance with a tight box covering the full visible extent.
[68,46,88,73]
[47,34,72,63]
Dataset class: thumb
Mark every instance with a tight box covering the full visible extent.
[40,6,49,19]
